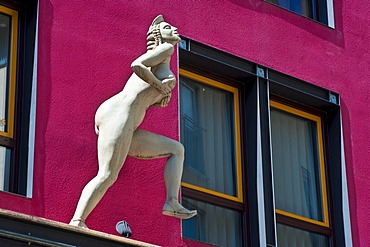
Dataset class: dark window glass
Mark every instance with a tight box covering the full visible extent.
[265,0,329,25]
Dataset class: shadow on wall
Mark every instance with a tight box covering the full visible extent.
[340,100,359,247]
[34,0,54,217]
[227,0,345,48]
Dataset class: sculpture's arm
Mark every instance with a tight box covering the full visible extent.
[131,43,174,95]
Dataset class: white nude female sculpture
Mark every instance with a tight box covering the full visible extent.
[70,15,197,228]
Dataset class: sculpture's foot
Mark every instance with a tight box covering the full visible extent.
[162,198,197,220]
[69,218,89,229]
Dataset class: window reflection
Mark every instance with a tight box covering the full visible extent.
[180,75,237,197]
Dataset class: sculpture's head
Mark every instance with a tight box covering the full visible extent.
[147,15,180,50]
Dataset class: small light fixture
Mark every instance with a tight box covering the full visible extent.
[116,220,132,238]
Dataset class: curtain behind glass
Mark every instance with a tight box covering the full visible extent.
[0,147,11,190]
[0,13,10,133]
[271,108,323,221]
[277,224,329,247]
[182,197,243,246]
[180,76,237,197]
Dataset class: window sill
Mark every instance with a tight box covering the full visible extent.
[0,209,159,247]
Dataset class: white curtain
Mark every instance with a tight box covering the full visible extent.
[277,224,328,247]
[271,108,328,247]
[0,66,7,190]
[271,108,323,221]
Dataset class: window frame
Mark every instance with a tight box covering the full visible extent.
[179,67,247,247]
[270,100,330,229]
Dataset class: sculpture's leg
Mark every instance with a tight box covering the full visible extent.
[70,123,134,228]
[128,129,197,219]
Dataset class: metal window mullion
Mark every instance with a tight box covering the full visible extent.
[326,0,335,28]
[258,67,277,247]
[266,71,279,247]
[26,0,39,198]
[256,78,267,247]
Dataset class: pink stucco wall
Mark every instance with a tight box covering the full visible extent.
[0,0,369,246]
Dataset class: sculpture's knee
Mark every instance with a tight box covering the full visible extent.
[97,172,118,188]
[172,141,185,159]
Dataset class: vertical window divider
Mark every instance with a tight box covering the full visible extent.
[266,70,279,247]
[258,67,277,246]
[256,76,267,247]
[244,75,260,247]
[26,0,39,198]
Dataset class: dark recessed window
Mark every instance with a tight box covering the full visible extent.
[180,38,351,247]
[0,4,18,193]
[0,0,38,196]
[265,0,334,27]
[270,101,330,246]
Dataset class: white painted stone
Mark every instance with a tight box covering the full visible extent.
[70,15,196,228]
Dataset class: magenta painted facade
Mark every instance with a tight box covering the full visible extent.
[0,0,369,246]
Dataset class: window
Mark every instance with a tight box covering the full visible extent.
[180,69,244,246]
[270,101,330,246]
[179,38,352,247]
[0,4,17,192]
[0,0,38,196]
[265,0,335,28]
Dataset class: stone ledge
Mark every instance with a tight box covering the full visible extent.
[0,209,160,247]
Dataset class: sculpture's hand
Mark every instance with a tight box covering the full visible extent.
[160,77,176,95]
[161,93,171,107]
[151,92,171,108]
